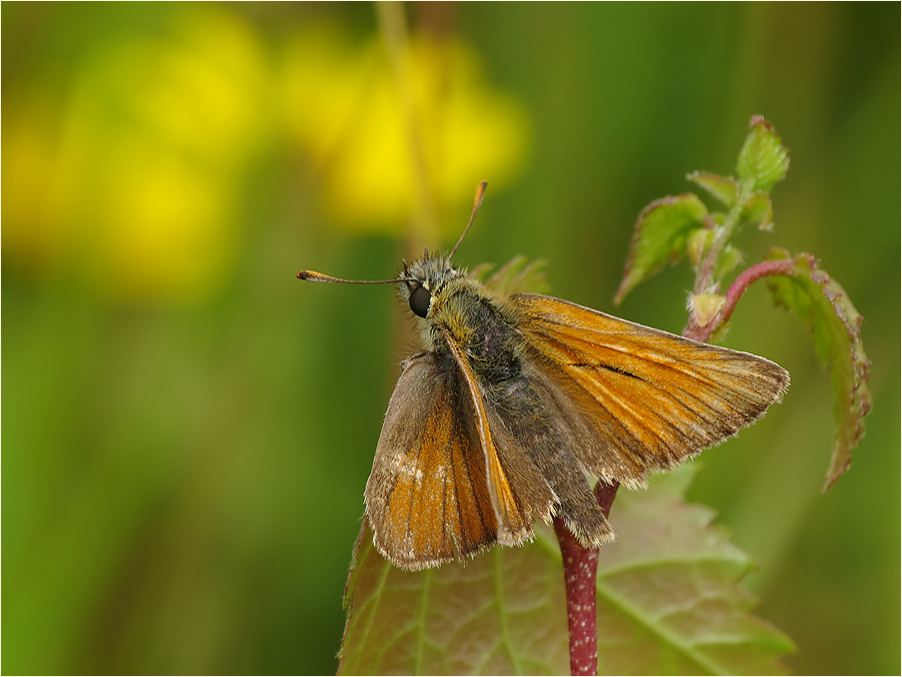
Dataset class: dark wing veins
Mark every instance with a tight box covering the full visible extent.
[569,362,647,381]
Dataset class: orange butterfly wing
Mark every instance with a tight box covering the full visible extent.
[512,294,790,487]
[365,350,533,570]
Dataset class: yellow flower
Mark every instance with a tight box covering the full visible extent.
[3,7,269,303]
[281,25,530,238]
[4,9,531,301]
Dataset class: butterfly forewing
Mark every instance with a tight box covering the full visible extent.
[513,294,789,485]
[365,352,500,570]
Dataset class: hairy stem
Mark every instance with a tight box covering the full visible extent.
[554,480,620,676]
[684,257,797,341]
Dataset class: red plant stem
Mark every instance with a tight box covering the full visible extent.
[553,480,620,676]
[684,257,797,342]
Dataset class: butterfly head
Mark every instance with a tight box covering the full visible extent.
[297,181,487,327]
[399,181,488,320]
[398,251,468,319]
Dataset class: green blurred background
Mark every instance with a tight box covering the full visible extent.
[3,3,898,674]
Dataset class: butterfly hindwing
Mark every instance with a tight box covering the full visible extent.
[365,352,499,569]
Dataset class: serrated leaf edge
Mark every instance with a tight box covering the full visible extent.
[736,116,790,193]
[765,249,872,490]
[615,193,708,304]
[687,171,739,207]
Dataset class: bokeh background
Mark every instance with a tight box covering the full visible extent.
[3,3,899,674]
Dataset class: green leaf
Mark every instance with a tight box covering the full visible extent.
[339,467,793,675]
[688,172,739,206]
[686,228,714,267]
[473,256,550,295]
[740,192,774,231]
[615,194,709,304]
[765,249,872,490]
[736,116,790,193]
[714,244,743,280]
[690,293,726,328]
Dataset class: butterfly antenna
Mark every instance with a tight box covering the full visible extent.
[449,181,488,259]
[297,270,415,284]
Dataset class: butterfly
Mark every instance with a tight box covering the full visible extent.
[298,182,789,571]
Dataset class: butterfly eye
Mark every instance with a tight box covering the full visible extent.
[409,286,431,318]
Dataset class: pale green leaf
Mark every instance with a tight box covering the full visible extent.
[736,116,789,193]
[740,192,774,231]
[714,244,743,280]
[687,228,714,267]
[688,172,739,207]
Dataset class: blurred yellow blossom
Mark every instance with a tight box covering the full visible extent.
[2,7,270,304]
[4,9,530,301]
[281,25,530,236]
[3,99,82,275]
